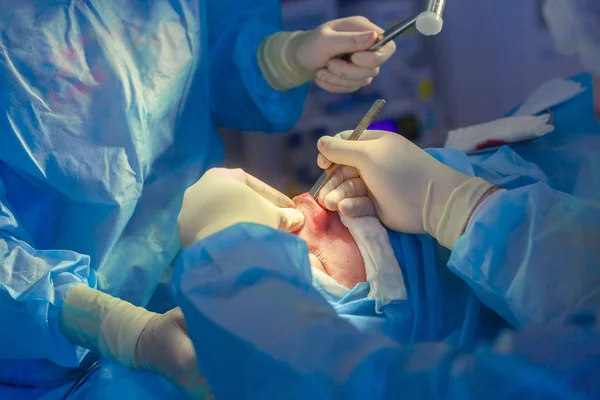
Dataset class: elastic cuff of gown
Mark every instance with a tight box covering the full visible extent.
[436,178,494,250]
[60,284,155,367]
[235,27,308,131]
[258,31,315,91]
[47,268,97,367]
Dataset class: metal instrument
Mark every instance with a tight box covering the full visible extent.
[368,17,417,52]
[415,0,447,36]
[309,99,386,200]
[423,0,447,20]
[343,0,448,62]
[60,361,100,400]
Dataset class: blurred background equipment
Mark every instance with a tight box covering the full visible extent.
[220,0,584,196]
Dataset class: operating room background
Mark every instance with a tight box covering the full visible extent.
[220,0,584,197]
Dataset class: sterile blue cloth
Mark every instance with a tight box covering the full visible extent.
[432,73,600,328]
[0,361,189,400]
[173,223,600,399]
[168,73,600,398]
[544,0,600,76]
[0,0,306,393]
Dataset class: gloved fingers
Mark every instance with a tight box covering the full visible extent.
[317,28,379,57]
[326,58,380,80]
[338,196,377,218]
[317,152,332,169]
[277,207,305,232]
[350,42,396,69]
[175,356,211,400]
[314,78,360,94]
[174,338,201,380]
[322,178,368,211]
[316,68,373,89]
[327,16,384,35]
[241,170,295,208]
[333,129,386,142]
[321,16,394,68]
[163,311,209,396]
[136,309,205,394]
[334,130,354,140]
[186,384,214,400]
[176,356,212,400]
[317,135,367,167]
[200,168,288,206]
[316,130,361,168]
[318,166,359,206]
[169,307,188,332]
[317,129,385,168]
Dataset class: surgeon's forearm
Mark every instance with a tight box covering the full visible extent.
[59,284,156,367]
[257,31,315,91]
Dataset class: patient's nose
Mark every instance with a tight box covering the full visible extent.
[292,193,329,234]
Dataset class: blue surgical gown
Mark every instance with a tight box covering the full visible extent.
[169,73,600,398]
[0,0,307,391]
[174,224,600,399]
[439,73,600,328]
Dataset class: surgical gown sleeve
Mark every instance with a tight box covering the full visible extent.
[205,0,308,133]
[452,184,600,327]
[173,224,599,400]
[426,147,600,328]
[0,175,96,366]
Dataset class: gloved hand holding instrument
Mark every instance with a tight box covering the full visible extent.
[316,129,498,250]
[258,16,397,93]
[258,0,447,94]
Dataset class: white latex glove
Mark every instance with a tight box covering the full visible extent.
[60,285,212,399]
[178,168,304,247]
[258,16,396,93]
[136,308,213,399]
[316,130,497,250]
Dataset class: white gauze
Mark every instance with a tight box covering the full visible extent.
[310,213,407,313]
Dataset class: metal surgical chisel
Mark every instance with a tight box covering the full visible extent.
[309,99,386,200]
[340,18,416,62]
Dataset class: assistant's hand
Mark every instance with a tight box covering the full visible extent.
[60,286,214,399]
[258,17,396,93]
[136,308,214,399]
[293,17,397,93]
[316,130,496,249]
[178,168,304,247]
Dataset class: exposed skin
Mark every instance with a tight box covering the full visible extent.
[292,193,366,289]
